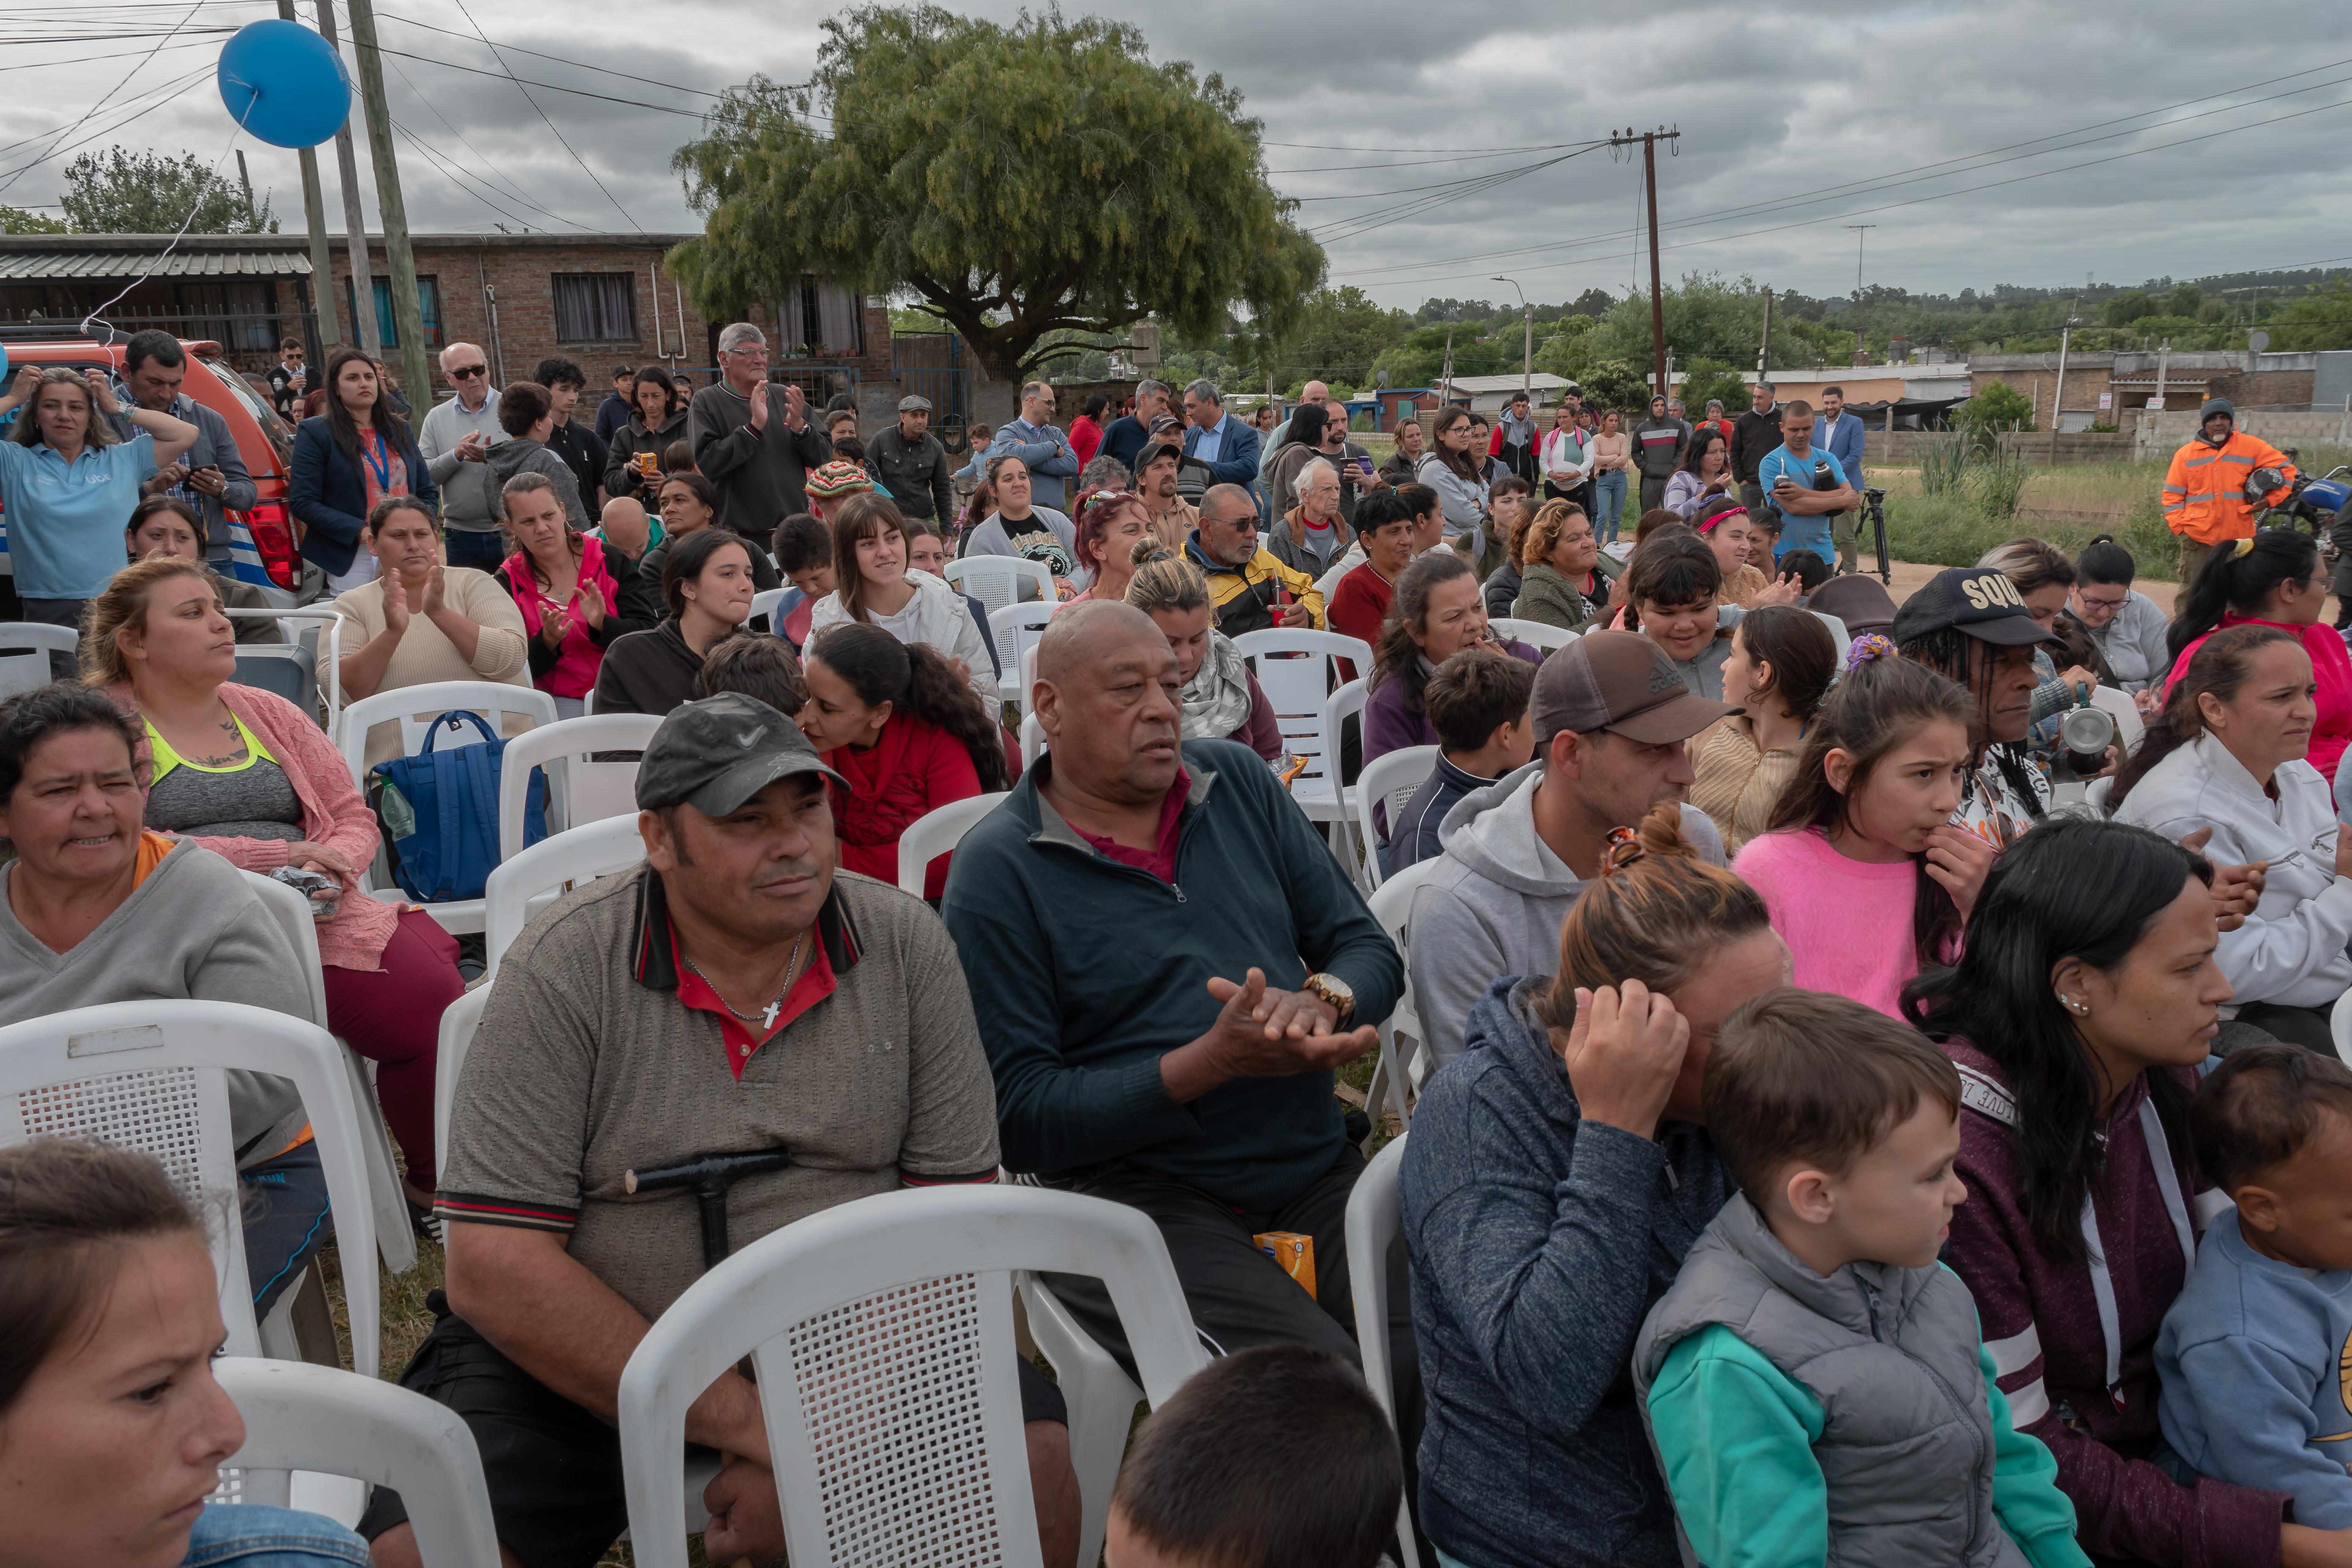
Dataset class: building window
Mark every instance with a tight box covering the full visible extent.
[343,275,443,351]
[174,280,279,354]
[552,273,636,342]
[778,276,862,358]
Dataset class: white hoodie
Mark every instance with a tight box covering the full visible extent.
[2113,731,2352,1008]
[806,567,1000,721]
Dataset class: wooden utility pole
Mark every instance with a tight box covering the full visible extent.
[344,0,433,413]
[1758,286,1772,375]
[277,0,339,352]
[1610,127,1680,406]
[311,0,378,361]
[2049,323,2074,465]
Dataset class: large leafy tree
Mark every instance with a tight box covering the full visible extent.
[669,4,1323,382]
[60,147,273,234]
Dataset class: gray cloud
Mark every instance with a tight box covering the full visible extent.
[2,0,2344,308]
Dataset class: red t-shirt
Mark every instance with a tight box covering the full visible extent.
[1327,563,1395,682]
[1071,767,1188,886]
[821,715,983,899]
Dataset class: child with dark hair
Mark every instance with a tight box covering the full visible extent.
[1635,989,2088,1568]
[1776,547,1830,596]
[770,512,835,649]
[1385,647,1536,876]
[2159,1045,2352,1530]
[1107,1344,1402,1568]
[698,630,806,717]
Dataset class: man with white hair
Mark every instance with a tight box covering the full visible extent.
[418,340,509,570]
[688,322,828,537]
[983,380,1080,510]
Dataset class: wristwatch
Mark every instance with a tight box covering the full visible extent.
[1301,972,1356,1031]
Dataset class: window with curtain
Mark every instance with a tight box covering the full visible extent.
[552,273,636,342]
[776,276,864,357]
[341,275,442,350]
[173,281,279,353]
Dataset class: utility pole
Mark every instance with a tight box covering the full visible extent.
[2049,319,2075,465]
[1845,225,1876,299]
[1493,276,1530,399]
[311,0,379,362]
[275,0,338,352]
[1610,127,1680,409]
[344,0,433,414]
[1757,286,1772,376]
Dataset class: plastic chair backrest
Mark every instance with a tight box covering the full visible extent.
[482,816,647,982]
[1232,628,1374,776]
[749,588,788,636]
[944,555,1054,618]
[493,712,663,862]
[616,1184,1209,1568]
[214,1358,499,1566]
[338,681,559,795]
[232,644,318,714]
[1310,677,1368,827]
[1489,617,1576,654]
[1344,1137,1422,1568]
[1354,744,1439,891]
[0,621,76,700]
[988,601,1058,702]
[1018,711,1046,767]
[432,985,490,1177]
[896,793,1007,895]
[1312,551,1356,606]
[0,1001,380,1377]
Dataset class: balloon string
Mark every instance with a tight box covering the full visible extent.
[79,92,261,341]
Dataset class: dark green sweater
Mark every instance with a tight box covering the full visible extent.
[942,739,1403,1210]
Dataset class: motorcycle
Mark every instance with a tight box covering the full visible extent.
[2251,448,2352,561]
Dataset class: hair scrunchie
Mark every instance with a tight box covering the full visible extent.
[2231,535,2258,559]
[1598,823,1646,878]
[1846,632,1898,672]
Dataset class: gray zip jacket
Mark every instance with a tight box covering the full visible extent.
[1633,1194,2030,1567]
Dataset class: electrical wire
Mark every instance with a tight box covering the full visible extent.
[0,0,207,197]
[438,0,641,229]
[377,45,595,232]
[373,7,724,100]
[0,33,219,72]
[365,44,708,117]
[388,118,569,236]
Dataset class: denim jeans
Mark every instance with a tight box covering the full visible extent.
[240,1141,334,1318]
[183,1504,370,1567]
[442,527,506,573]
[1592,470,1628,542]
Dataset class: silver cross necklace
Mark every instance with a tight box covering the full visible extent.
[683,931,808,1033]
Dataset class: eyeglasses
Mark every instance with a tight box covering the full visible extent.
[724,344,769,359]
[448,364,487,380]
[2077,592,2129,612]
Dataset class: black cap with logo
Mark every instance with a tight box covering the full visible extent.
[1889,567,2063,649]
[635,692,843,817]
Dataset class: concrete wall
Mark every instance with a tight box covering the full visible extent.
[2132,407,2352,459]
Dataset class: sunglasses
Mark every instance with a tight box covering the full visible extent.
[448,364,488,380]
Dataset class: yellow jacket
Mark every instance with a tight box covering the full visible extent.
[1185,534,1326,637]
[2162,430,2296,545]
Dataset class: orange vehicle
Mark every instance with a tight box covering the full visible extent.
[0,328,304,603]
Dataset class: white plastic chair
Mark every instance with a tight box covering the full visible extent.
[1233,630,1374,841]
[1345,1136,1421,1568]
[338,681,559,936]
[1302,677,1368,865]
[1312,549,1360,607]
[1362,858,1445,1138]
[988,601,1059,707]
[616,1184,1209,1568]
[493,712,662,862]
[226,607,347,735]
[1354,744,1439,893]
[481,815,646,982]
[240,872,416,1278]
[1018,710,1046,768]
[213,1357,499,1563]
[0,620,76,698]
[896,793,1007,895]
[1489,616,1576,654]
[749,587,789,637]
[431,985,490,1179]
[944,555,1055,619]
[1015,1271,1142,1568]
[0,1001,380,1377]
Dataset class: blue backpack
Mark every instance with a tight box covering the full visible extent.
[368,710,546,903]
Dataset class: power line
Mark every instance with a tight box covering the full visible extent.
[365,44,708,117]
[387,116,559,235]
[375,41,594,232]
[0,62,213,184]
[373,8,724,100]
[0,0,207,197]
[441,0,641,230]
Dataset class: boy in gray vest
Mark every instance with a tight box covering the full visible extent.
[1632,991,2089,1568]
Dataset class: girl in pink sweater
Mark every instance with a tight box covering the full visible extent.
[1731,638,1998,1017]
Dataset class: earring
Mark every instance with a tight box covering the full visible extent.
[2059,994,2090,1015]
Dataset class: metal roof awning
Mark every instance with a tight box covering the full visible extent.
[0,248,310,282]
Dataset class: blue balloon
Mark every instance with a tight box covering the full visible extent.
[0,344,9,386]
[218,20,351,150]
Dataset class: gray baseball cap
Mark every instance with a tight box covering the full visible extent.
[1532,630,1741,746]
[635,693,843,817]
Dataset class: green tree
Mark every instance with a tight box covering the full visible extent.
[2271,281,2352,352]
[1532,316,1595,380]
[60,147,273,234]
[1574,359,1650,417]
[1955,382,2034,441]
[2102,292,2155,327]
[1269,285,1408,389]
[0,205,65,234]
[667,4,1321,381]
[1680,357,1745,419]
[1369,321,1509,389]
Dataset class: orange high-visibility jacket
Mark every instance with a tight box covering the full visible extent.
[2162,430,2296,545]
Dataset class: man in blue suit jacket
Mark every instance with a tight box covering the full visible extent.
[981,379,1080,510]
[1813,385,1867,574]
[1179,380,1262,515]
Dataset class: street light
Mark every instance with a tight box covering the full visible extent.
[1494,275,1531,400]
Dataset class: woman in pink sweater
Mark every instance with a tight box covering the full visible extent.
[1731,638,1997,1017]
[86,556,463,1224]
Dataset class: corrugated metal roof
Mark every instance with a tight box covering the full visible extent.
[0,248,309,282]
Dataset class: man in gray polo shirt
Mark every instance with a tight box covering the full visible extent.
[360,694,1078,1568]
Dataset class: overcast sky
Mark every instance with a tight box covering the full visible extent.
[3,0,2348,310]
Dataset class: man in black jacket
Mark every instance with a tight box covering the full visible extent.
[868,394,954,522]
[534,357,610,514]
[1631,396,1688,514]
[689,322,829,536]
[1731,378,1782,519]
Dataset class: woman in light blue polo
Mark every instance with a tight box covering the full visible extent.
[0,365,197,656]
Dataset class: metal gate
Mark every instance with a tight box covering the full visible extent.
[892,331,973,453]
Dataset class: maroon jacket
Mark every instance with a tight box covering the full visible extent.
[1941,1040,2287,1568]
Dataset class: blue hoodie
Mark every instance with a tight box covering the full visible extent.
[1399,975,1733,1568]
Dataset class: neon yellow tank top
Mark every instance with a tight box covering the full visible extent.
[145,714,278,785]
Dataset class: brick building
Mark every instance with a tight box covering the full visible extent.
[1971,350,2325,432]
[0,230,892,414]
